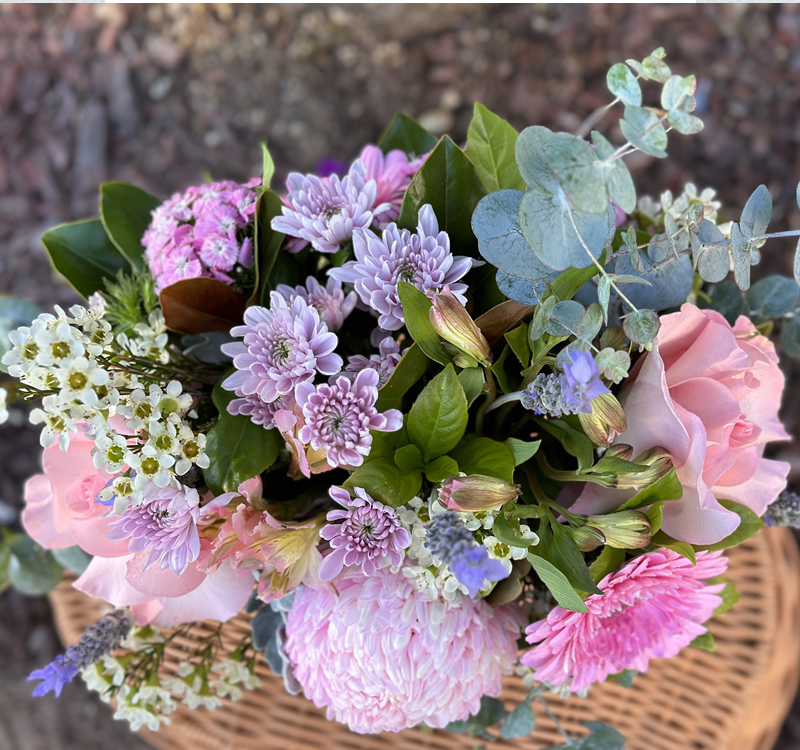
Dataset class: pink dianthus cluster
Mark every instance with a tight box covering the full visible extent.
[143,179,260,291]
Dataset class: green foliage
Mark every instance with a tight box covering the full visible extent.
[691,631,715,652]
[3,531,63,596]
[545,722,626,750]
[505,437,541,466]
[500,700,536,740]
[449,436,516,482]
[378,113,438,156]
[254,190,286,305]
[457,366,485,407]
[407,364,468,462]
[713,580,740,617]
[397,281,452,365]
[589,545,625,584]
[590,131,636,214]
[446,696,507,738]
[393,444,423,472]
[398,135,486,255]
[606,62,641,107]
[494,512,537,549]
[694,499,763,552]
[375,343,429,411]
[623,309,660,346]
[527,553,588,613]
[42,219,130,298]
[261,142,275,189]
[538,520,602,596]
[51,546,92,575]
[620,105,668,158]
[424,455,460,483]
[781,316,800,359]
[706,281,748,326]
[740,184,772,239]
[505,322,531,366]
[465,103,526,192]
[746,276,799,322]
[203,385,282,495]
[99,182,161,271]
[344,457,422,508]
[101,269,159,335]
[617,468,683,511]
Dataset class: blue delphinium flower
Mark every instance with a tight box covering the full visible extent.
[424,511,508,597]
[28,610,131,698]
[560,349,610,413]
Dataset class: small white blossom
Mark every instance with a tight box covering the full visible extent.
[0,388,7,425]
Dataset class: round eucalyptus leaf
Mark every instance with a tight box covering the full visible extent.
[746,275,800,322]
[708,281,748,326]
[740,185,772,239]
[697,244,731,283]
[543,133,609,215]
[496,270,553,306]
[607,63,642,107]
[623,309,660,346]
[545,300,586,337]
[780,317,800,360]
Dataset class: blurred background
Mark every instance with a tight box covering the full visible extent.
[1,4,800,749]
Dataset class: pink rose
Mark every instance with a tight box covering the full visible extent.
[23,429,254,627]
[572,304,790,545]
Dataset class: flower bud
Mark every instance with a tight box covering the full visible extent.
[428,287,492,367]
[566,524,606,552]
[613,446,673,490]
[577,392,627,446]
[439,474,521,512]
[585,511,651,549]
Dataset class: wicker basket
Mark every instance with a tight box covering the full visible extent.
[49,527,800,750]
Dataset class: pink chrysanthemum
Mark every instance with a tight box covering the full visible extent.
[271,160,389,254]
[342,336,407,388]
[275,275,357,333]
[284,566,521,734]
[328,204,473,331]
[521,548,728,693]
[318,486,410,581]
[221,293,342,404]
[107,483,205,577]
[295,368,402,468]
[359,145,422,229]
[143,179,259,291]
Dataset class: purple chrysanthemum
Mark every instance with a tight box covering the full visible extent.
[342,336,407,388]
[295,368,402,469]
[328,205,472,331]
[107,483,204,576]
[424,511,508,598]
[227,392,294,430]
[275,275,357,333]
[359,144,423,229]
[561,349,610,413]
[284,566,521,733]
[221,293,342,404]
[271,160,389,254]
[318,486,410,581]
[143,179,259,291]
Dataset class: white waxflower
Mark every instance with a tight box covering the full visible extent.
[127,445,175,490]
[29,395,79,450]
[2,321,47,377]
[133,684,177,715]
[114,700,167,732]
[174,430,209,476]
[146,419,180,460]
[0,388,7,425]
[56,356,109,407]
[211,658,261,691]
[34,318,85,369]
[92,428,129,472]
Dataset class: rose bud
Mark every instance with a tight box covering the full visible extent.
[439,474,521,512]
[584,511,652,549]
[428,286,492,368]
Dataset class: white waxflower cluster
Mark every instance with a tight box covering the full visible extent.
[1,301,209,511]
[397,495,536,601]
[0,387,7,425]
[638,183,726,233]
[209,657,262,702]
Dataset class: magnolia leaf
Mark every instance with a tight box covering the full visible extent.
[378,113,438,156]
[606,63,642,107]
[160,277,247,334]
[99,182,161,270]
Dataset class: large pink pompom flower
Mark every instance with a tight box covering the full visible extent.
[521,548,728,693]
[571,303,790,545]
[284,566,521,734]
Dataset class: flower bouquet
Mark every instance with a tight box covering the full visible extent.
[4,48,800,747]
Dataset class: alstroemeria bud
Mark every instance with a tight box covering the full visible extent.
[566,524,606,552]
[613,446,673,490]
[439,474,521,512]
[585,511,652,549]
[604,443,634,462]
[578,392,627,446]
[428,286,492,367]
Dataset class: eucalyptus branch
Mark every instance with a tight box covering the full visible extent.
[540,696,571,743]
[575,96,620,139]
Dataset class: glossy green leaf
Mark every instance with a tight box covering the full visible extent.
[398,135,486,254]
[42,219,129,298]
[504,438,541,466]
[344,458,422,508]
[465,102,526,192]
[254,190,286,304]
[691,631,715,652]
[649,531,696,563]
[376,343,429,411]
[397,281,452,365]
[589,545,625,584]
[713,579,740,617]
[537,418,595,472]
[505,323,531,367]
[494,513,537,549]
[539,521,603,595]
[378,113,438,156]
[646,501,664,536]
[261,142,275,189]
[394,444,423,472]
[99,182,161,270]
[204,385,282,495]
[424,455,459,483]
[528,553,588,613]
[491,345,521,394]
[407,364,468,462]
[617,468,683,511]
[606,62,642,107]
[450,436,516,483]
[458,366,485,407]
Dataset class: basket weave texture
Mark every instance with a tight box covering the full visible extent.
[49,527,800,750]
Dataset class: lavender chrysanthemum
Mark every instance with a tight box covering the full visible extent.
[359,144,422,229]
[521,549,727,693]
[342,336,407,388]
[295,368,402,469]
[107,483,204,576]
[319,486,410,581]
[328,205,473,331]
[424,511,508,597]
[275,275,357,332]
[227,392,294,431]
[29,610,131,697]
[143,179,259,291]
[284,566,521,733]
[561,349,610,412]
[271,160,388,254]
[221,293,342,404]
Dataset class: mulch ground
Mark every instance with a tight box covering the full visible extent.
[2,4,800,748]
